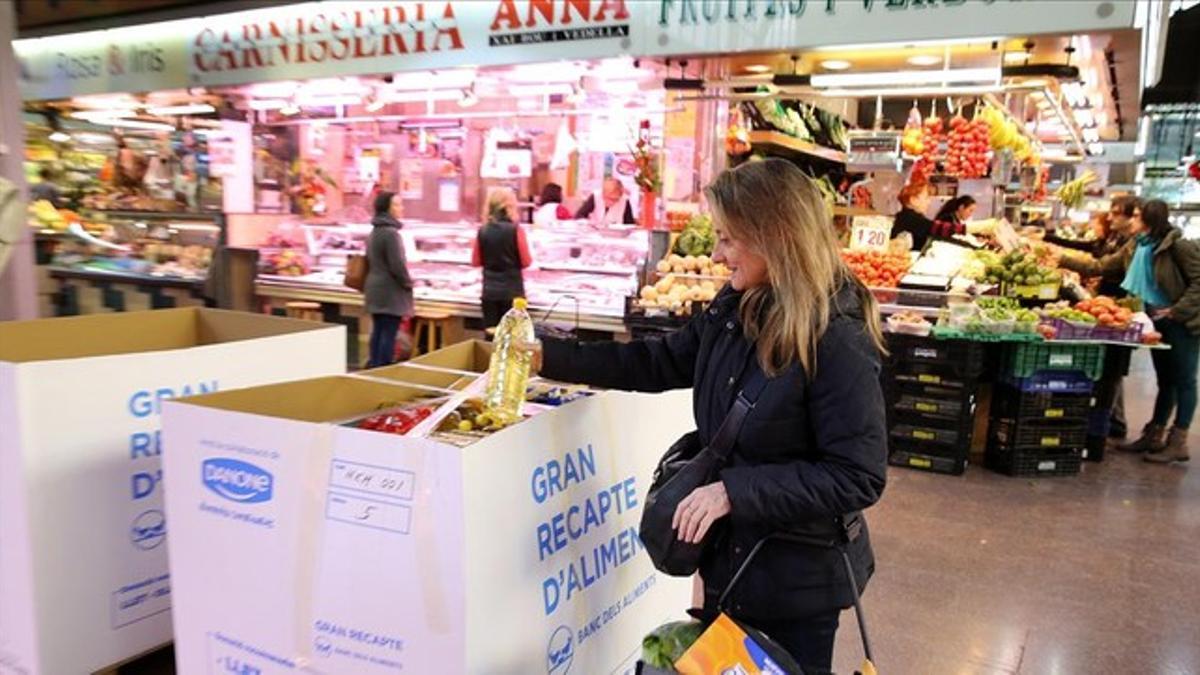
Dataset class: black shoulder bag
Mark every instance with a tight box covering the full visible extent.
[640,367,769,577]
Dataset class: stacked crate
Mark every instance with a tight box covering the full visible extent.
[884,334,986,475]
[986,342,1105,477]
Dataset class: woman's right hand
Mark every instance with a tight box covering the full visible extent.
[516,338,544,373]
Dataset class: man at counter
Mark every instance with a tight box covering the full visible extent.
[575,177,636,226]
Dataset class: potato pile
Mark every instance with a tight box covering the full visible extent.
[654,253,729,278]
[637,254,731,312]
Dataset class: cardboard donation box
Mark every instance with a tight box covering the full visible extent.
[161,340,692,674]
[0,309,346,675]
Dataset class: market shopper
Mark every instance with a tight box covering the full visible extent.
[364,191,414,368]
[574,177,636,225]
[1059,200,1200,463]
[533,158,888,671]
[472,186,532,330]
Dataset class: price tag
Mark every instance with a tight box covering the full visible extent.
[1045,409,1065,418]
[916,402,940,414]
[913,429,936,441]
[849,216,892,252]
[1041,436,1062,447]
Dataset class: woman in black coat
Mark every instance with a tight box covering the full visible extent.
[364,191,414,367]
[536,159,888,671]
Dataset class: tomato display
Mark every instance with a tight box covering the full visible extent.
[945,115,991,179]
[841,250,911,288]
[1075,296,1134,328]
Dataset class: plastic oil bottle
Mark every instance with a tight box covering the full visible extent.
[483,297,536,425]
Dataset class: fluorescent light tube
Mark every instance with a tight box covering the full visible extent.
[811,67,999,88]
[145,103,215,116]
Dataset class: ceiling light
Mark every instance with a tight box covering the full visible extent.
[296,94,362,107]
[279,102,301,116]
[509,83,573,97]
[384,89,463,103]
[145,103,215,116]
[390,68,478,91]
[1004,51,1030,63]
[818,84,998,98]
[71,109,136,121]
[248,99,287,111]
[101,118,176,132]
[457,87,479,108]
[812,67,999,88]
[813,36,1004,52]
[48,131,71,143]
[906,55,942,67]
[820,60,852,71]
[743,64,772,74]
[604,79,642,96]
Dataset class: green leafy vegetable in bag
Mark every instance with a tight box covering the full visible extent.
[642,620,705,668]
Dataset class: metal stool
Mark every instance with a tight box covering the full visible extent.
[412,311,452,355]
[284,301,322,322]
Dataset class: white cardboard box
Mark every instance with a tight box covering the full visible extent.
[0,309,346,675]
[161,341,692,674]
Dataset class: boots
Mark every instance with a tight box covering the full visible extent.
[1145,428,1190,464]
[1120,423,1167,453]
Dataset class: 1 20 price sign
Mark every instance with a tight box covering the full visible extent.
[850,217,892,251]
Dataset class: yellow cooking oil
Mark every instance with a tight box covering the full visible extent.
[483,297,536,425]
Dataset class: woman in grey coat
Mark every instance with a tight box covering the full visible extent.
[364,191,414,367]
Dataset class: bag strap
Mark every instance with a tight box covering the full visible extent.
[708,365,769,461]
[717,522,875,667]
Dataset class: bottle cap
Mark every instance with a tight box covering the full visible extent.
[513,297,528,310]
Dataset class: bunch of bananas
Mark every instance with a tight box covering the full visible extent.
[979,106,1040,164]
[1055,170,1098,210]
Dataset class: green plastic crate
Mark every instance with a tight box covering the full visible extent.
[1004,342,1106,381]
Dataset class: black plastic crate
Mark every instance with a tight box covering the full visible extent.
[893,393,972,422]
[990,417,1087,451]
[1002,370,1096,395]
[985,446,1082,477]
[991,384,1093,423]
[885,333,987,379]
[890,369,976,391]
[890,418,973,449]
[886,378,978,404]
[889,446,968,475]
[1004,342,1105,381]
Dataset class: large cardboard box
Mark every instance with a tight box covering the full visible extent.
[0,309,346,675]
[161,341,692,674]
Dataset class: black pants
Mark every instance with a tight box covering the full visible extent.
[481,298,513,331]
[749,611,841,674]
[367,313,402,368]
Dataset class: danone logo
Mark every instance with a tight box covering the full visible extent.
[202,458,274,504]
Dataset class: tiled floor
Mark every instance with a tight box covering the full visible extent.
[832,352,1200,675]
[121,353,1198,675]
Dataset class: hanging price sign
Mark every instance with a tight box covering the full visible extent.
[849,216,893,251]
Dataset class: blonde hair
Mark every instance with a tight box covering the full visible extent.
[482,186,519,223]
[704,159,886,377]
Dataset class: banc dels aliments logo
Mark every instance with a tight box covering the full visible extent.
[547,625,574,674]
[202,458,274,504]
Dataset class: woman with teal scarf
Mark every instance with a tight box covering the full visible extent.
[1059,200,1200,464]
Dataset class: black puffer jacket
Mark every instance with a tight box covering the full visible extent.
[542,282,887,621]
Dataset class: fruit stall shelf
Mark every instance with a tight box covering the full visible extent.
[746,130,848,164]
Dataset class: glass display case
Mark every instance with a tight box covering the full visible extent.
[255,218,650,319]
[43,210,223,282]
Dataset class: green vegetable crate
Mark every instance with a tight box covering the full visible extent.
[1001,280,1061,300]
[1004,342,1106,381]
